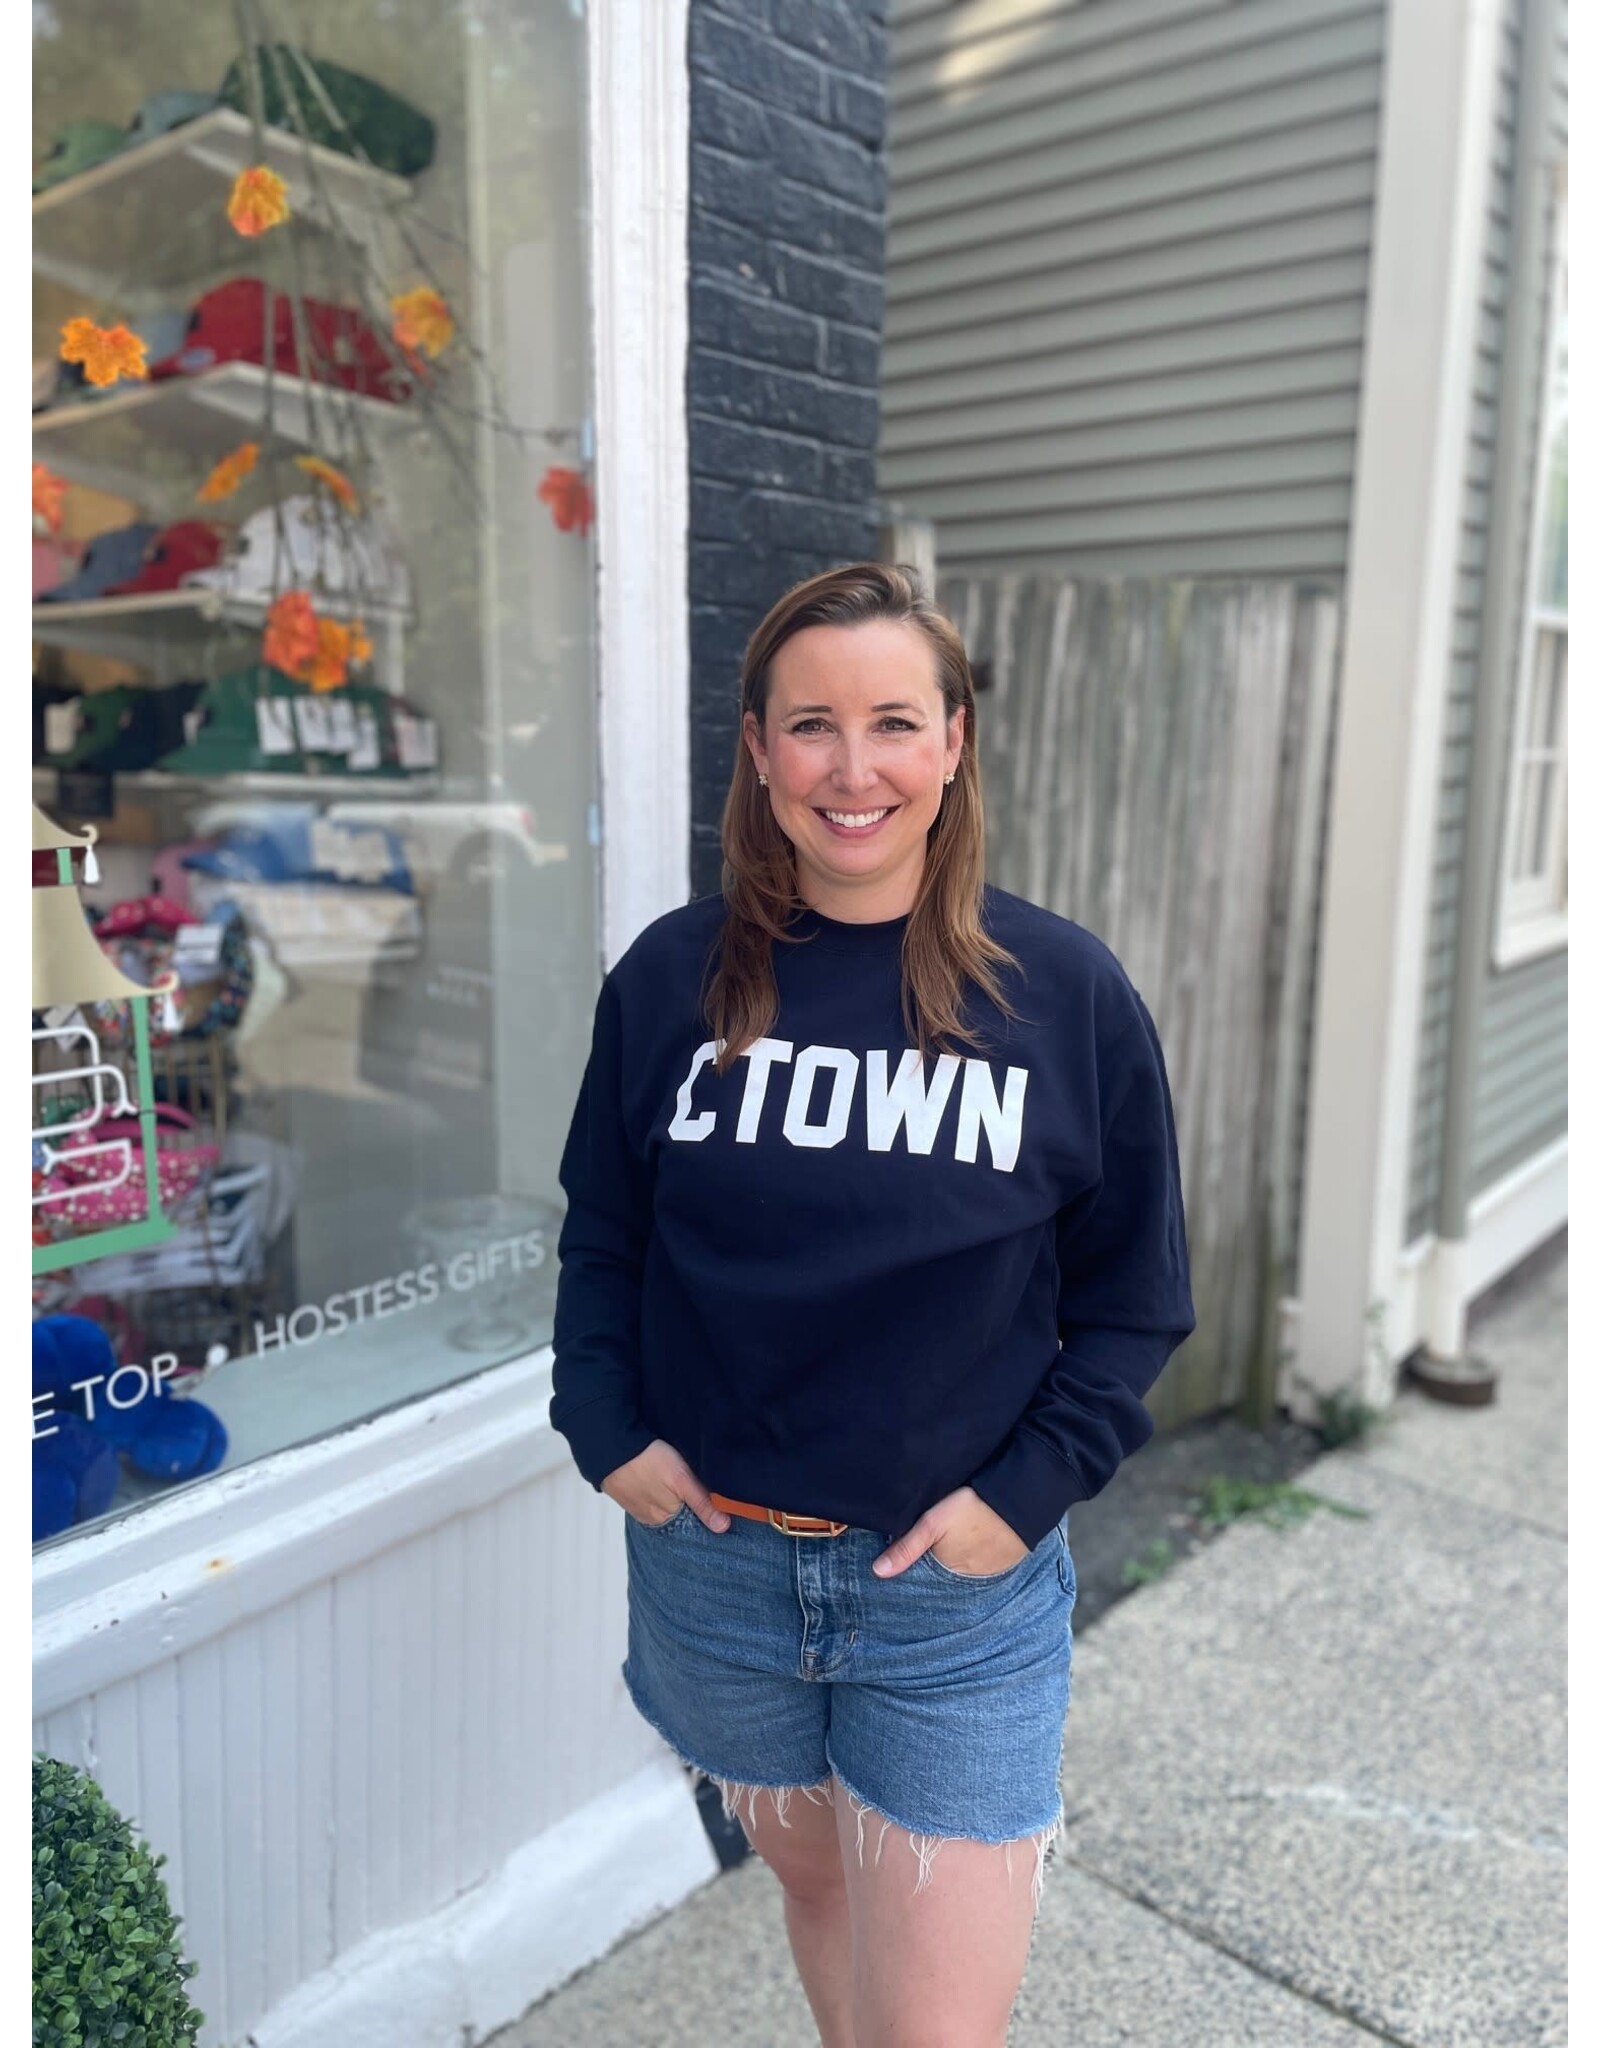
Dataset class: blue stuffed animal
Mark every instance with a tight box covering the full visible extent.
[32,1315,228,1541]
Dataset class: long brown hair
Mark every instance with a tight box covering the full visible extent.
[701,562,1023,1075]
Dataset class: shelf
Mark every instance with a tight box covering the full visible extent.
[32,589,410,672]
[33,106,411,302]
[33,766,438,803]
[33,364,417,502]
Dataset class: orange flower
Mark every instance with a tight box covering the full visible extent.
[33,463,65,534]
[348,619,374,667]
[306,617,354,693]
[263,590,319,675]
[390,286,454,359]
[59,315,149,388]
[197,440,260,504]
[227,164,290,238]
[537,465,595,538]
[293,454,360,512]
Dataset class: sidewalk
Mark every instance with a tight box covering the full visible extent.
[499,1250,1567,2047]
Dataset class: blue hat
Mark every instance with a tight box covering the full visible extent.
[36,522,160,604]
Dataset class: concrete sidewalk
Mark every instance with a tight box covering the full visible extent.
[500,1250,1567,2047]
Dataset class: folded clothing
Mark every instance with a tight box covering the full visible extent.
[217,44,435,175]
[147,277,412,403]
[105,519,229,596]
[36,521,159,604]
[183,493,411,609]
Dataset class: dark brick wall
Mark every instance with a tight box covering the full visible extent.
[687,0,889,899]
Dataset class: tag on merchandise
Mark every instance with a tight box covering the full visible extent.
[255,698,297,756]
[293,697,334,751]
[348,705,382,771]
[172,922,225,978]
[394,712,438,770]
[44,700,81,756]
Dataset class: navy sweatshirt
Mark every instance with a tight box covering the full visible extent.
[549,886,1196,1551]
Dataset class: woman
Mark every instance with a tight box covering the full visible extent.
[550,562,1195,2046]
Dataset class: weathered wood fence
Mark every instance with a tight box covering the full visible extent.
[942,574,1341,1429]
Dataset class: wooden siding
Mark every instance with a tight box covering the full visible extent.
[1406,0,1568,1239]
[945,573,1341,1425]
[32,1462,655,2047]
[882,0,1384,578]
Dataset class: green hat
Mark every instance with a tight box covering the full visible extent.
[33,119,126,194]
[216,46,435,177]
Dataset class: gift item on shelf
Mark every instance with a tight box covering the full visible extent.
[36,522,159,603]
[189,875,422,972]
[33,118,126,194]
[217,45,436,176]
[153,666,435,779]
[34,537,81,599]
[146,277,413,403]
[184,809,415,894]
[104,519,229,596]
[121,88,221,151]
[35,680,207,775]
[40,1102,220,1233]
[90,897,254,1041]
[33,1315,228,1541]
[184,494,412,609]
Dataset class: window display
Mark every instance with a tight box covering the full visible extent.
[32,1,600,1544]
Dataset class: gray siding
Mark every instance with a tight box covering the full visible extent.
[881,0,1384,578]
[1406,0,1568,1240]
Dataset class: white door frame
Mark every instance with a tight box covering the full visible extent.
[1293,0,1502,1408]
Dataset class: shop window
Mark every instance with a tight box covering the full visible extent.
[32,3,599,1545]
[1495,181,1568,966]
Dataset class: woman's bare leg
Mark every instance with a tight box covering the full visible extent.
[703,1773,857,2048]
[833,1780,1056,2048]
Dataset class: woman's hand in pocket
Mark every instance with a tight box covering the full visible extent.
[870,1486,1028,1578]
[602,1440,732,1531]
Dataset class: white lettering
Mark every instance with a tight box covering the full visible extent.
[783,1046,860,1149]
[864,1049,962,1155]
[668,1040,720,1142]
[954,1060,1030,1174]
[736,1037,794,1143]
[105,1364,149,1411]
[32,1393,58,1441]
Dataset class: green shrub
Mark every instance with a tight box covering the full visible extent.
[33,1755,204,2048]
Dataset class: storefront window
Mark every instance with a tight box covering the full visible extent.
[32,1,599,1545]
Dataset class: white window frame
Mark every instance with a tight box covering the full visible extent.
[1494,170,1568,967]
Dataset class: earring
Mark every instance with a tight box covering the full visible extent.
[758,774,768,788]
[944,772,955,785]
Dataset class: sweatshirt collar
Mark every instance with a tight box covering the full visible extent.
[783,902,911,956]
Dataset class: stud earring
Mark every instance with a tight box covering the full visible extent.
[944,772,955,785]
[758,774,768,788]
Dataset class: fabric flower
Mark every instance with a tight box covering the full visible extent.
[390,286,454,359]
[305,617,352,693]
[59,316,149,388]
[348,620,374,667]
[263,590,319,675]
[227,165,290,238]
[33,463,65,534]
[196,440,260,504]
[293,454,360,511]
[537,465,595,538]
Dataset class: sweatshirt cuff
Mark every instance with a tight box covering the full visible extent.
[967,1428,1091,1552]
[549,1396,658,1495]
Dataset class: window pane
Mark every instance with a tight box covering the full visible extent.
[33,1,599,1544]
[1536,280,1567,613]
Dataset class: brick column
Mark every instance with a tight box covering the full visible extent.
[686,0,889,899]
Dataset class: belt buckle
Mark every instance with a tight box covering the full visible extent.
[768,1508,848,1538]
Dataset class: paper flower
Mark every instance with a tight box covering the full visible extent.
[390,286,454,359]
[196,440,260,504]
[537,465,595,538]
[293,454,361,511]
[227,165,290,237]
[33,463,65,534]
[263,590,319,675]
[59,316,149,388]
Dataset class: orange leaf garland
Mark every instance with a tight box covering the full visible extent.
[537,465,595,538]
[306,617,354,693]
[263,590,319,675]
[59,316,149,388]
[197,440,260,504]
[293,454,361,512]
[390,286,454,360]
[33,463,65,534]
[227,164,290,238]
[348,620,374,668]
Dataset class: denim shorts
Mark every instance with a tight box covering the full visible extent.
[622,1503,1077,1897]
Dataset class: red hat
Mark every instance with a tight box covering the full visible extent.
[103,520,227,596]
[147,278,412,404]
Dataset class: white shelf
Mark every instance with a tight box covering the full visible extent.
[33,364,418,503]
[32,589,410,677]
[33,106,411,302]
[33,766,438,803]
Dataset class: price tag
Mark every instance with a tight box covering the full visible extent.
[394,712,439,770]
[44,700,82,756]
[255,698,297,756]
[293,697,335,751]
[349,706,382,772]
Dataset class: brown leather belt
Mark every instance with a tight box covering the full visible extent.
[709,1491,849,1537]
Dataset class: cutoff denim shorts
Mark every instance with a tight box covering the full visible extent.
[622,1501,1077,1873]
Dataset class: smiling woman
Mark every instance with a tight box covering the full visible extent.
[549,561,1196,2044]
